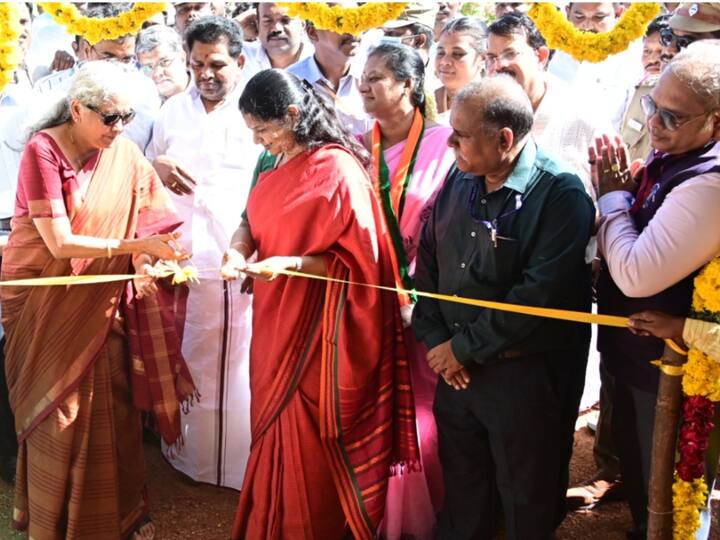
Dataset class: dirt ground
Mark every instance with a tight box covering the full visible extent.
[0,421,644,540]
[3,416,719,539]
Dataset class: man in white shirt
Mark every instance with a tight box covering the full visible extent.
[485,13,615,521]
[136,24,191,102]
[486,13,612,197]
[288,21,371,135]
[147,16,259,490]
[242,2,313,81]
[548,3,645,131]
[595,41,720,539]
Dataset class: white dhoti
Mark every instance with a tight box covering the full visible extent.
[149,84,261,488]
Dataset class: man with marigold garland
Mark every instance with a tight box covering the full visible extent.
[548,3,645,131]
[593,40,720,539]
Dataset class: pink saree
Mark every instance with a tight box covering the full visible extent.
[378,124,455,539]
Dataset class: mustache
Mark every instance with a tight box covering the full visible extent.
[268,31,288,40]
[497,68,517,78]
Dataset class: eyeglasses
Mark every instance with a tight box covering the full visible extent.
[659,28,696,50]
[84,104,136,126]
[640,94,713,131]
[140,56,176,76]
[485,49,522,66]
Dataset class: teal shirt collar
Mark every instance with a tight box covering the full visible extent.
[503,138,537,194]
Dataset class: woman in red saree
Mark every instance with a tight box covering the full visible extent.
[222,69,419,540]
[1,62,189,540]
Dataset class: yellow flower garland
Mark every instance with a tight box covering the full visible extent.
[277,2,408,36]
[673,477,708,540]
[671,257,720,539]
[37,2,166,45]
[528,2,661,63]
[685,257,720,399]
[0,3,23,93]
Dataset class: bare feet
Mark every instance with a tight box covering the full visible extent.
[131,518,155,540]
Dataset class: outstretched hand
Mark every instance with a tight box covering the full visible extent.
[628,310,685,343]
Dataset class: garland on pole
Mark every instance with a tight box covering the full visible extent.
[0,3,23,93]
[672,257,720,539]
[528,2,661,63]
[37,2,166,45]
[277,2,408,36]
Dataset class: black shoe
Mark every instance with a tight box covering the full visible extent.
[0,455,16,484]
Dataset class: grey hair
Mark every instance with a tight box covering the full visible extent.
[136,24,184,56]
[668,40,720,111]
[26,62,136,141]
[456,75,534,143]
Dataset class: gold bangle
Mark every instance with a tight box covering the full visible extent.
[106,240,112,258]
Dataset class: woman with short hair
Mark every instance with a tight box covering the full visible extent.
[2,61,189,540]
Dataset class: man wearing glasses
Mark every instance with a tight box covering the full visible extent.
[137,24,190,102]
[594,40,720,540]
[412,76,594,540]
[622,4,720,163]
[31,3,160,152]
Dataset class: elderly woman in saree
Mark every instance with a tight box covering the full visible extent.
[221,69,419,540]
[1,61,190,540]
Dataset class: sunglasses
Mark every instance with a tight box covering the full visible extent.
[659,28,696,50]
[640,94,713,131]
[85,104,136,126]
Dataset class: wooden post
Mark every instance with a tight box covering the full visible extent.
[647,345,688,540]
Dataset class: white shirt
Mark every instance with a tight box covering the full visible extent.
[33,62,161,152]
[288,54,372,136]
[25,12,76,83]
[241,39,314,82]
[597,174,720,298]
[548,39,644,132]
[533,75,615,198]
[146,81,261,268]
[0,82,31,219]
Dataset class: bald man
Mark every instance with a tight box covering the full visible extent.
[413,76,595,540]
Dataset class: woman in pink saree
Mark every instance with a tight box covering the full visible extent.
[360,43,456,539]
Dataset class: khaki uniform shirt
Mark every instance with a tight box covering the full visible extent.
[620,76,659,163]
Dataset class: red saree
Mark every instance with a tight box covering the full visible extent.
[232,145,419,540]
[1,133,182,539]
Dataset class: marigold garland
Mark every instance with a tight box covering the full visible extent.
[671,257,720,539]
[37,2,166,45]
[277,2,408,36]
[528,2,661,63]
[0,3,23,93]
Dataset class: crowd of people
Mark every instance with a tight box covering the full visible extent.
[0,2,719,539]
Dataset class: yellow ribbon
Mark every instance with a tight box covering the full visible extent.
[0,263,685,364]
[0,261,199,288]
[277,268,630,328]
[651,360,685,377]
